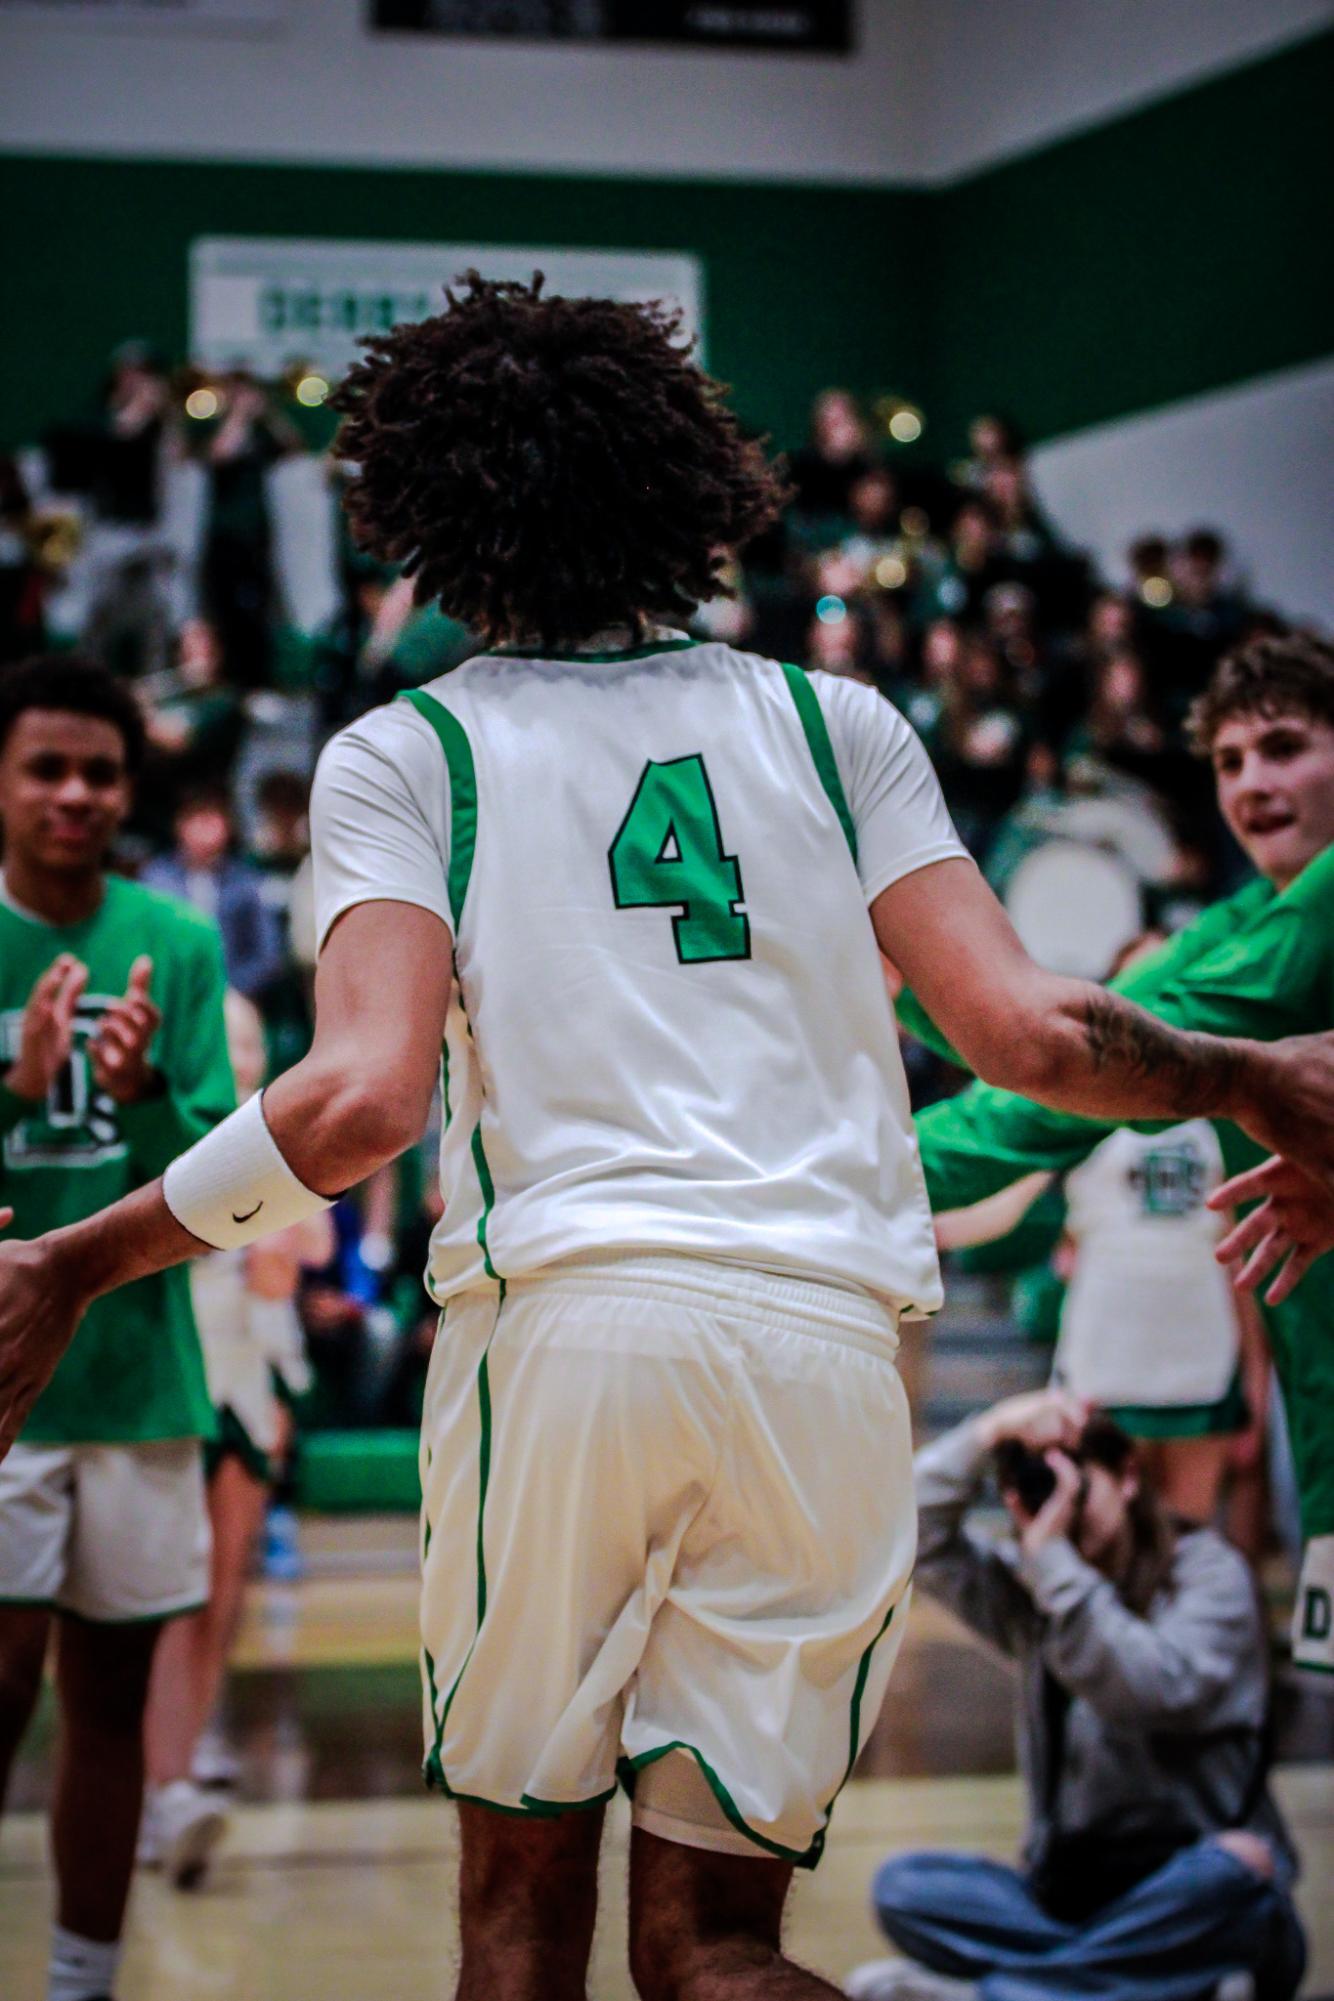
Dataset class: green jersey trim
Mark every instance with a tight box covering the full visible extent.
[621,1741,823,1868]
[488,638,702,664]
[427,1784,619,1818]
[424,1290,503,1797]
[396,688,501,1294]
[398,689,478,929]
[778,662,859,866]
[824,1596,900,1812]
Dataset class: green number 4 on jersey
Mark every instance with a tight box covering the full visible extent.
[609,756,750,964]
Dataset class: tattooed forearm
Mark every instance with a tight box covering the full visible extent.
[1080,990,1246,1119]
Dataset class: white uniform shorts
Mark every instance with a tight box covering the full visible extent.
[419,1253,916,1867]
[0,1437,211,1623]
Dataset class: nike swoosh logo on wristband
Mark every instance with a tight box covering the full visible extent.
[232,1201,264,1224]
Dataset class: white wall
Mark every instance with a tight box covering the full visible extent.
[1031,358,1334,628]
[1,0,1329,183]
[0,0,918,181]
[911,0,1332,179]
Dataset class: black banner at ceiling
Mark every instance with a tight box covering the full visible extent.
[371,2,854,55]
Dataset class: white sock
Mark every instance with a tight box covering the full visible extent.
[48,1924,122,2001]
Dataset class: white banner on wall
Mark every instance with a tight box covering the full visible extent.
[190,238,706,381]
[0,1,278,20]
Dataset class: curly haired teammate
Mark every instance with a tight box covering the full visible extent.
[2,277,1334,2001]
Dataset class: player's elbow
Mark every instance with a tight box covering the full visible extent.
[307,1064,432,1163]
[968,1019,1074,1100]
[343,1078,431,1157]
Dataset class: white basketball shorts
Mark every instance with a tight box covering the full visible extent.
[0,1437,210,1623]
[418,1252,916,1866]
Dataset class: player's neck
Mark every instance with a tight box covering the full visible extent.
[1,854,106,928]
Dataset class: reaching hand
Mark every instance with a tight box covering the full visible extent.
[974,1387,1090,1457]
[3,954,88,1103]
[1236,1033,1334,1201]
[0,1214,91,1462]
[1210,1156,1334,1304]
[89,957,161,1105]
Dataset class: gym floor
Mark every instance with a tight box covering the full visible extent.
[3,1536,1331,2000]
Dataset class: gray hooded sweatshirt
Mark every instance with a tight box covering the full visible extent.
[913,1417,1297,1890]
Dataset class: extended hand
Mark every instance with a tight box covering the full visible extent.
[4,954,88,1103]
[1236,1034,1334,1200]
[89,957,161,1104]
[1210,1156,1334,1304]
[0,1216,91,1461]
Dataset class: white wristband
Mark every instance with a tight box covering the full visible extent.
[163,1090,334,1251]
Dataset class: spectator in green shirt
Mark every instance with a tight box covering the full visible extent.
[0,656,233,2001]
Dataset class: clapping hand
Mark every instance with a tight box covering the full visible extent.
[89,957,161,1104]
[4,954,87,1103]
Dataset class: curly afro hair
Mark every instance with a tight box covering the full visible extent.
[330,271,790,649]
[1186,632,1334,755]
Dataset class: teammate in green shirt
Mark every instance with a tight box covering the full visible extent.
[904,633,1334,1670]
[0,657,233,2001]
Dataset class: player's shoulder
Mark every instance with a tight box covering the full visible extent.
[316,692,451,789]
[796,669,917,779]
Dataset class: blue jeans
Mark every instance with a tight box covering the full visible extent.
[872,1839,1307,2001]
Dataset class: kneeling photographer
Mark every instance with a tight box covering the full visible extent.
[847,1390,1307,2001]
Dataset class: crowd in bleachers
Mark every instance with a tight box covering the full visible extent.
[0,347,1312,1432]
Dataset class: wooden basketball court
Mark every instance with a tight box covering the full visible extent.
[3,1556,1331,1999]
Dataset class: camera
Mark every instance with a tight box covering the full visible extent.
[993,1438,1060,1515]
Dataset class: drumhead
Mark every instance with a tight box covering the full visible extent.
[1004,838,1143,980]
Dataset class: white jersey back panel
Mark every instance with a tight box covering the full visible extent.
[313,641,964,1314]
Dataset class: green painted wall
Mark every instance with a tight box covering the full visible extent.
[2,29,1330,458]
[925,30,1334,452]
[0,155,926,453]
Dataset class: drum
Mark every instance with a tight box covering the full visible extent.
[1004,836,1143,980]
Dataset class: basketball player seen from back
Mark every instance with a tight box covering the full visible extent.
[2,276,1334,2001]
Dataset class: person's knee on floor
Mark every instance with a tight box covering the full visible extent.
[1214,1832,1275,1883]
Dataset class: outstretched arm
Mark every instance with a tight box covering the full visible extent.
[0,900,451,1456]
[932,1170,1053,1253]
[873,857,1334,1187]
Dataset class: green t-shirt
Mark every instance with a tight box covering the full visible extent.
[908,842,1334,1536]
[0,876,235,1444]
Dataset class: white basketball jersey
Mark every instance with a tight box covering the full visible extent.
[1055,1121,1237,1407]
[312,638,968,1316]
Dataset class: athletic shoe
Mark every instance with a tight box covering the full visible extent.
[155,1778,227,1891]
[191,1725,241,1791]
[845,1961,977,2000]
